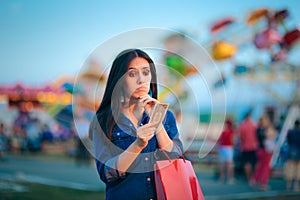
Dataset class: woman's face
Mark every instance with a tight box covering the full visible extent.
[261,117,270,127]
[123,57,152,99]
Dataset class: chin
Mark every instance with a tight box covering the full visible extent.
[133,91,147,98]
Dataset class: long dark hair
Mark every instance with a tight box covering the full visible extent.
[96,49,158,139]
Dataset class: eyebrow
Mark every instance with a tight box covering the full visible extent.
[128,66,150,70]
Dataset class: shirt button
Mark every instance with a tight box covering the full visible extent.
[129,124,133,127]
[145,157,149,161]
[117,132,120,136]
[147,177,151,181]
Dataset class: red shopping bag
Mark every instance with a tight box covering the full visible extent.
[154,158,205,200]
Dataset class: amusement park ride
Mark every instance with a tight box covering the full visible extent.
[1,7,299,166]
[70,7,300,164]
[162,7,300,165]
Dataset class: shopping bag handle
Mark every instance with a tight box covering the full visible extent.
[158,142,186,163]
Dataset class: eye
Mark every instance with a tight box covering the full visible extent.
[128,71,136,77]
[143,69,150,76]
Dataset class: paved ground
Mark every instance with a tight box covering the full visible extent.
[1,154,300,199]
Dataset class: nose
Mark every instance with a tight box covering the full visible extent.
[137,71,145,84]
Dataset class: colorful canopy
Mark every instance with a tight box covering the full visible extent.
[253,28,282,49]
[271,49,288,62]
[210,17,235,33]
[165,55,197,77]
[211,40,237,61]
[273,9,289,23]
[283,28,300,49]
[247,8,270,25]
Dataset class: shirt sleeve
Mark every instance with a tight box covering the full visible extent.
[90,117,126,184]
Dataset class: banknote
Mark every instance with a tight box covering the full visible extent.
[149,102,169,125]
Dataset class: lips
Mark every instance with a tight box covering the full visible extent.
[136,87,148,92]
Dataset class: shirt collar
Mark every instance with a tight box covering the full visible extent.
[117,111,150,130]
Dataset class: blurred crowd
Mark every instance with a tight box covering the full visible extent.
[0,108,91,164]
[216,111,300,191]
[1,105,300,191]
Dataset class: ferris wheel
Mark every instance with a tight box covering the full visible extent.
[161,7,300,164]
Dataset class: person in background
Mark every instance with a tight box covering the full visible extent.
[0,123,7,160]
[251,115,277,191]
[238,112,258,183]
[284,119,300,191]
[90,49,183,200]
[217,117,236,184]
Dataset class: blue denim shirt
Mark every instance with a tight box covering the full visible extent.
[91,110,183,200]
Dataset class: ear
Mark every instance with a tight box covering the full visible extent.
[120,89,125,103]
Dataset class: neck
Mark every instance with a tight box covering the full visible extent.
[122,97,144,126]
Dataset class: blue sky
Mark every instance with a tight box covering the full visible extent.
[1,0,300,85]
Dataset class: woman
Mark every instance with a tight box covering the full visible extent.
[250,115,277,190]
[217,117,235,184]
[90,49,183,200]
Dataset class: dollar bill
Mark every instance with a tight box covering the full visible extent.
[149,102,169,125]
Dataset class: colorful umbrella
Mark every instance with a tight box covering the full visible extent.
[271,49,288,62]
[283,28,300,49]
[165,55,186,76]
[247,8,270,25]
[165,55,198,77]
[211,40,237,61]
[273,9,289,22]
[270,9,289,30]
[210,17,235,33]
[253,28,282,49]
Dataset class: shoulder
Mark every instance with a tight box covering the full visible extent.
[288,129,296,137]
[250,120,257,127]
[163,110,177,126]
[165,110,176,120]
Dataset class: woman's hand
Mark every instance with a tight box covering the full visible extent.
[134,122,157,148]
[138,94,160,117]
[138,94,165,132]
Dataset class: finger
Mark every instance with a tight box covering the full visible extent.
[141,122,158,129]
[143,98,158,106]
[139,95,158,105]
[144,104,152,116]
[138,96,147,103]
[138,95,149,102]
[138,127,156,135]
[137,127,156,137]
[138,134,154,141]
[138,133,154,140]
